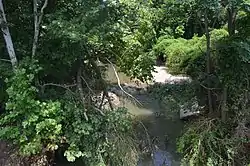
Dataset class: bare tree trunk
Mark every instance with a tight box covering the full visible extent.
[77,66,85,105]
[33,0,38,57]
[77,66,89,121]
[221,86,228,122]
[228,7,236,36]
[220,7,236,121]
[32,0,48,57]
[0,0,17,67]
[204,11,213,114]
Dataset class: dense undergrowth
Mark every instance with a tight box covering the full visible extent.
[177,119,238,165]
[150,2,250,165]
[153,29,228,75]
[148,81,196,114]
[0,59,139,166]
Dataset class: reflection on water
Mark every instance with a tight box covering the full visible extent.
[153,150,172,166]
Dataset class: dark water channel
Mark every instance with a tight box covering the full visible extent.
[55,65,184,166]
[121,94,183,166]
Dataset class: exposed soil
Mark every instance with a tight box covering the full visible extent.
[0,140,26,166]
[0,140,52,166]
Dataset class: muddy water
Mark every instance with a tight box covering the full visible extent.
[119,93,183,166]
[56,64,185,166]
[105,64,184,165]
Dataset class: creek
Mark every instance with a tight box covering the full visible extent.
[106,64,186,166]
[56,64,189,166]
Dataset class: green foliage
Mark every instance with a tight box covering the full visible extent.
[175,25,185,38]
[61,99,138,165]
[38,0,159,82]
[177,119,237,166]
[116,0,158,81]
[148,82,197,116]
[1,0,250,165]
[237,9,250,37]
[153,29,228,75]
[0,59,138,165]
[0,59,62,156]
[176,33,250,166]
[216,36,250,114]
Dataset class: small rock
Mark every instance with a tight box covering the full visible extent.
[179,98,203,120]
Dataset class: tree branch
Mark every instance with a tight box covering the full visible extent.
[80,76,94,94]
[37,0,48,27]
[200,83,220,90]
[99,91,105,109]
[87,57,115,111]
[204,10,214,114]
[0,58,11,63]
[42,83,77,88]
[106,58,142,106]
[77,66,88,121]
[32,0,48,57]
[92,105,105,116]
[38,82,76,95]
[104,90,114,110]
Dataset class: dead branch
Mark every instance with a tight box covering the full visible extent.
[200,83,220,90]
[37,0,48,27]
[138,120,152,152]
[38,82,76,96]
[106,58,142,106]
[83,43,115,111]
[0,58,11,63]
[92,105,105,116]
[42,83,77,88]
[88,58,114,111]
[128,112,153,156]
[105,91,114,110]
[80,76,94,94]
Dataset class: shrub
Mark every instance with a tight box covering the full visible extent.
[153,29,228,75]
[215,36,250,116]
[0,59,63,156]
[161,36,203,74]
[62,99,138,165]
[176,31,250,166]
[177,119,237,166]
